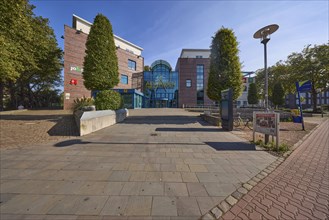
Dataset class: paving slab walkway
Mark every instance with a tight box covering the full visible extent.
[219,119,329,220]
[0,109,277,219]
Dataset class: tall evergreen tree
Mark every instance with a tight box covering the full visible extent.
[83,14,119,91]
[272,82,285,109]
[207,27,242,102]
[247,83,258,107]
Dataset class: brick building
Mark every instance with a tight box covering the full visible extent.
[63,15,144,110]
[175,49,213,107]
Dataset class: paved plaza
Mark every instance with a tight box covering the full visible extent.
[0,109,278,219]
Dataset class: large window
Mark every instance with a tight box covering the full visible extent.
[197,65,204,105]
[128,59,136,71]
[143,60,178,108]
[186,79,191,88]
[121,74,128,84]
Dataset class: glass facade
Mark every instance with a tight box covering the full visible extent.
[114,89,143,109]
[196,64,204,105]
[143,60,178,108]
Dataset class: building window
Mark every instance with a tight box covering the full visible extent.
[197,64,204,105]
[121,74,128,84]
[186,79,191,88]
[128,59,136,71]
[196,55,203,58]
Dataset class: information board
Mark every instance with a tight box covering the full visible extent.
[221,88,233,131]
[253,112,280,148]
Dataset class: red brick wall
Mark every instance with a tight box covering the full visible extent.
[63,26,143,110]
[63,26,90,110]
[177,58,213,108]
[115,49,144,90]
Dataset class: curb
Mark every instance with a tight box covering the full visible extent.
[0,109,28,115]
[200,119,326,220]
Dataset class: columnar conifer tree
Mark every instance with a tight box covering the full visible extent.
[207,27,242,102]
[247,83,258,107]
[83,14,119,91]
[272,82,285,109]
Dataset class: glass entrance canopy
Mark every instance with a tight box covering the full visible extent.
[143,60,178,108]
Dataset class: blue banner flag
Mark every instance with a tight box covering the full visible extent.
[297,80,312,92]
[295,81,309,130]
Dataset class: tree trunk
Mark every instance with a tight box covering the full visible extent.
[311,84,317,112]
[8,81,17,109]
[0,80,4,111]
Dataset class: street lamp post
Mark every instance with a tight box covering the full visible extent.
[254,24,279,144]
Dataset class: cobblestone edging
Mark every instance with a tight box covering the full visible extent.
[200,121,323,220]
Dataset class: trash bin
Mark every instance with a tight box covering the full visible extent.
[292,116,302,123]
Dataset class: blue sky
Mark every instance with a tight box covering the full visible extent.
[32,0,328,72]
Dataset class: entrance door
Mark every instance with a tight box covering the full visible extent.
[155,100,168,108]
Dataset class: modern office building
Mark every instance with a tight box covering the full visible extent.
[63,15,144,110]
[64,15,279,110]
[143,60,179,108]
[175,49,213,107]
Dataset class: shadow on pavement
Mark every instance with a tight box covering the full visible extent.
[54,140,207,147]
[206,141,256,151]
[156,127,223,132]
[47,115,79,137]
[121,115,207,125]
[54,139,90,147]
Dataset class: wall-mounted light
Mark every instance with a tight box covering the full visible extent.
[61,35,64,39]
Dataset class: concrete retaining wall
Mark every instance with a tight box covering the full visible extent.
[74,109,129,136]
[200,114,221,126]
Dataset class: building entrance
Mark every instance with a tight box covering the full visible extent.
[143,60,178,108]
[155,99,168,108]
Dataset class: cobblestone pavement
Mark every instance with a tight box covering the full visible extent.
[219,119,329,220]
[0,109,277,219]
[0,110,79,149]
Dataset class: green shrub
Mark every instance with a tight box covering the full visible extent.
[73,96,94,111]
[95,90,122,110]
[253,139,289,154]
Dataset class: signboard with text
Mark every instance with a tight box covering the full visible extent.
[253,112,279,136]
[253,111,280,148]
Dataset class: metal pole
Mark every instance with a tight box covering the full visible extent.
[262,39,269,111]
[262,38,270,144]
